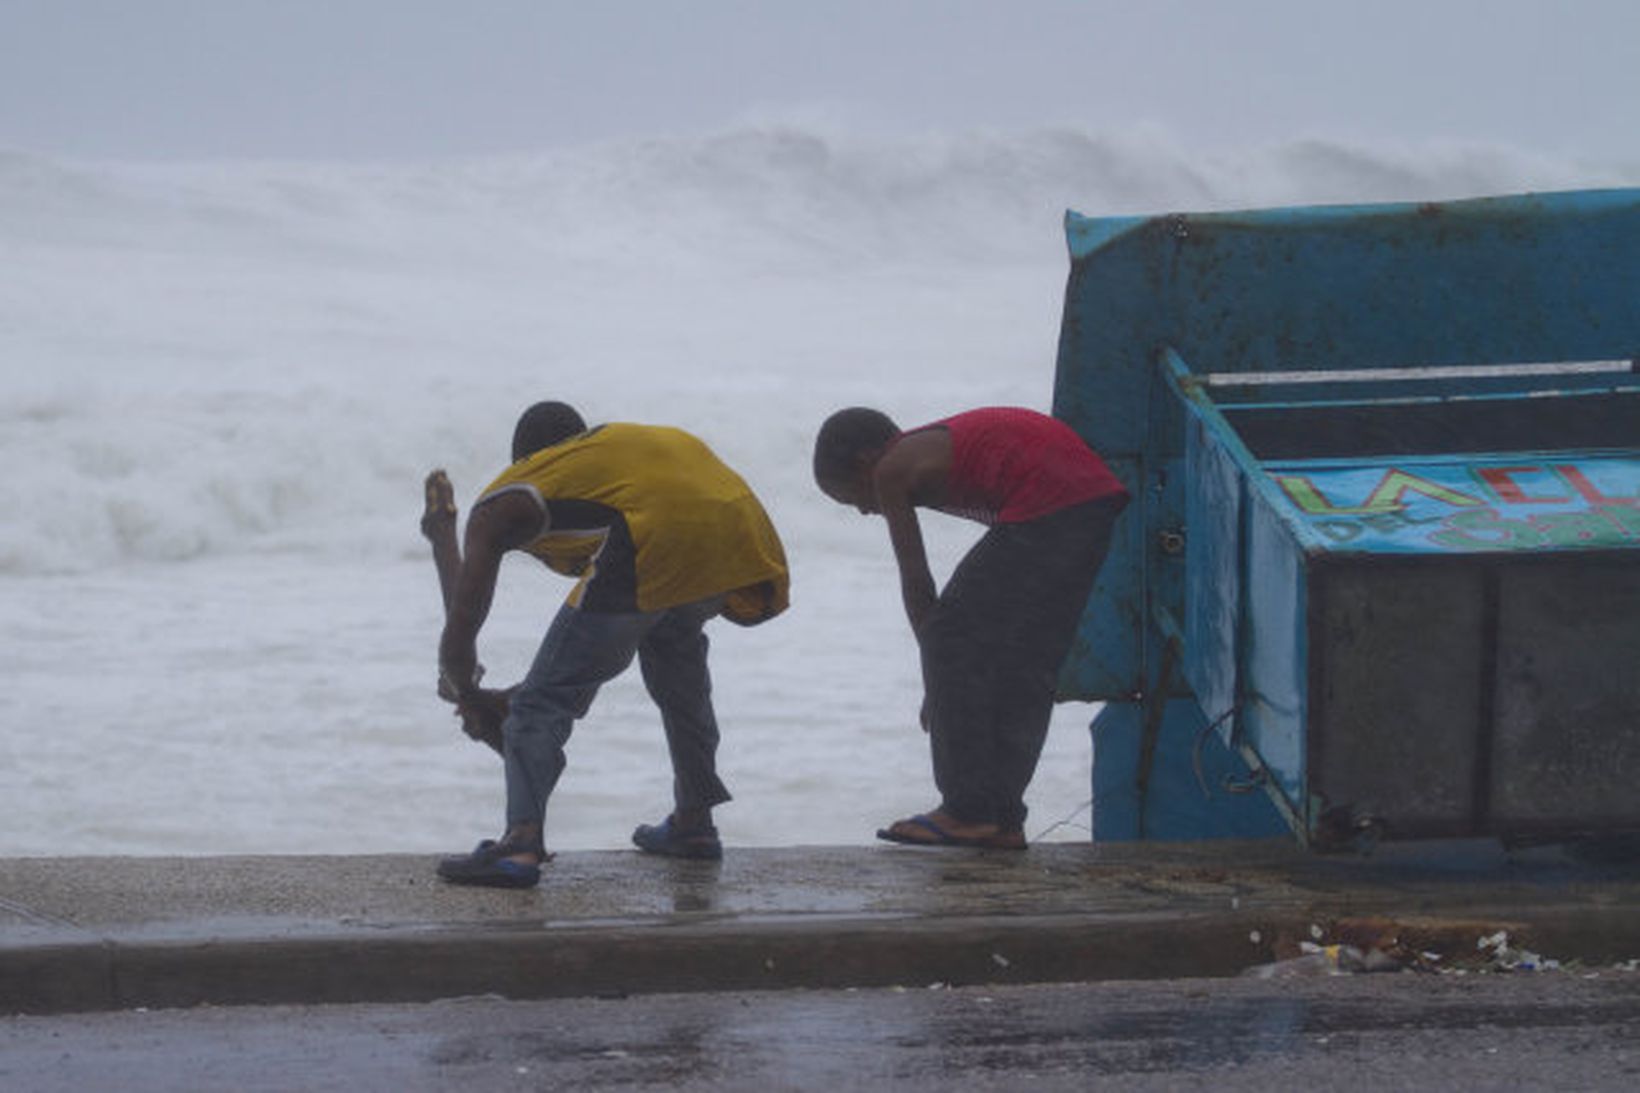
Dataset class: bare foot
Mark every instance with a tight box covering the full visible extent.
[453,687,514,756]
[421,469,457,538]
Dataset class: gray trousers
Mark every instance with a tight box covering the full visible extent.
[919,497,1124,831]
[502,596,730,832]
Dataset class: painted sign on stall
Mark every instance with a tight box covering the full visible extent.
[1269,454,1640,553]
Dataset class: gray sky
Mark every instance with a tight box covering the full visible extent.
[2,0,1637,162]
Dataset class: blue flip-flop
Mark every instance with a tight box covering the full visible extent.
[436,839,543,888]
[631,816,723,860]
[876,814,1027,850]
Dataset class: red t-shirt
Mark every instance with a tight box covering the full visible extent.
[908,407,1127,525]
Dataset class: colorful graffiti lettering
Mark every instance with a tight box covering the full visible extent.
[1272,458,1639,553]
[1428,504,1640,551]
[1278,469,1486,515]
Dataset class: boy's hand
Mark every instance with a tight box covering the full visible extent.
[453,687,511,755]
[438,659,484,704]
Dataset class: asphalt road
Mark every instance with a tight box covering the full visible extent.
[5,971,1639,1091]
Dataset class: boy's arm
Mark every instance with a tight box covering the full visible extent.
[872,441,942,635]
[421,470,461,612]
[438,490,545,699]
[422,471,513,754]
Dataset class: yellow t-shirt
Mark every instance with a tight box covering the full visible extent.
[478,423,789,625]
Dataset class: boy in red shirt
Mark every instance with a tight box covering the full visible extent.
[814,406,1128,849]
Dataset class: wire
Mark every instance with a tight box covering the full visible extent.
[1031,798,1093,842]
[1191,703,1241,799]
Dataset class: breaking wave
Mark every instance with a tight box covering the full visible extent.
[2,124,1634,575]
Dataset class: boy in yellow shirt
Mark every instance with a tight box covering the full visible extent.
[432,401,789,887]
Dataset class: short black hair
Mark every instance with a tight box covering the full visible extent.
[813,406,899,485]
[511,401,587,462]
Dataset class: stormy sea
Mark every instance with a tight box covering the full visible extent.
[3,124,1633,855]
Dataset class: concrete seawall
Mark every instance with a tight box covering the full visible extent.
[5,841,1639,1014]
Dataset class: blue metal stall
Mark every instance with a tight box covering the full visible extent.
[1052,189,1640,847]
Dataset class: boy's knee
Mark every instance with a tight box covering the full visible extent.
[508,684,593,730]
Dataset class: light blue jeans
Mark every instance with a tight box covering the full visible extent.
[502,596,730,832]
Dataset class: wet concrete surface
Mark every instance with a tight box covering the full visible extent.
[4,973,1640,1091]
[0,841,1334,941]
[4,840,1640,1014]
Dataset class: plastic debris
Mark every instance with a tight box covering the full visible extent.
[1475,930,1560,973]
[1242,942,1404,978]
[1241,952,1338,979]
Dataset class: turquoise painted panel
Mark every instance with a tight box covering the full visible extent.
[1057,189,1640,455]
[1090,702,1289,842]
[1182,404,1242,725]
[1239,493,1308,817]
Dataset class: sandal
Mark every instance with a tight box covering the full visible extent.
[632,816,723,860]
[876,813,1028,851]
[436,838,546,888]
